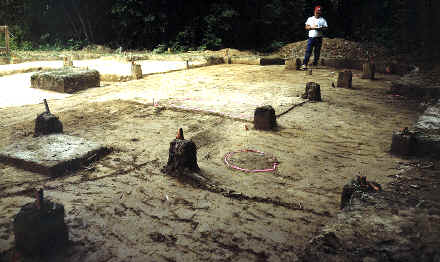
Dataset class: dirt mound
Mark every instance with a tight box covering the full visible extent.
[279,38,390,61]
[206,48,256,57]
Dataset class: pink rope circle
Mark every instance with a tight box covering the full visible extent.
[224,149,279,173]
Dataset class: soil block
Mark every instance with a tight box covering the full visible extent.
[391,80,440,98]
[0,134,110,176]
[296,58,302,69]
[302,82,322,101]
[412,133,440,157]
[254,105,277,130]
[131,63,142,79]
[394,101,440,157]
[336,70,352,89]
[13,199,68,256]
[31,68,100,93]
[284,58,301,70]
[34,112,63,136]
[260,57,285,65]
[63,57,73,67]
[361,62,375,79]
[230,57,261,65]
[163,139,200,176]
[391,131,440,158]
[391,130,416,156]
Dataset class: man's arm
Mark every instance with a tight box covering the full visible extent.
[305,24,326,30]
[318,19,328,31]
[305,17,313,30]
[305,24,314,30]
[306,25,327,31]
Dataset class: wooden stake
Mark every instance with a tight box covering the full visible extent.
[5,26,9,55]
[43,99,50,113]
[176,128,184,140]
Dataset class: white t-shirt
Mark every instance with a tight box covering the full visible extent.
[305,16,328,38]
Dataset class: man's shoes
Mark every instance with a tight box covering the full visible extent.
[300,64,307,70]
[312,61,318,66]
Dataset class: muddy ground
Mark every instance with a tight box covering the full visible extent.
[0,56,438,262]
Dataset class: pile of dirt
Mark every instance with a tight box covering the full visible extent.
[8,51,102,64]
[216,48,256,57]
[278,38,391,61]
[5,38,392,66]
[81,44,113,53]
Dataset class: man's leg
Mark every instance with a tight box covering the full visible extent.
[303,38,314,67]
[312,37,323,65]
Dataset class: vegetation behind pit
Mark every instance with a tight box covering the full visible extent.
[0,0,438,58]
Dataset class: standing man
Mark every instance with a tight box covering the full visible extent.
[301,6,328,70]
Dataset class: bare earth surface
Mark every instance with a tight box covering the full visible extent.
[0,54,438,261]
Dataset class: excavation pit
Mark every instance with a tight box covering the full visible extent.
[0,134,109,176]
[0,46,435,261]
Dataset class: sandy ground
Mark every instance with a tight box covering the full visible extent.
[0,73,70,108]
[0,60,426,261]
[0,59,210,108]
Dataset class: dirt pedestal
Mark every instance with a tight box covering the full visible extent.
[0,134,109,176]
[34,112,63,136]
[296,58,302,69]
[31,68,100,93]
[63,57,73,67]
[391,130,416,156]
[163,139,200,177]
[284,58,302,70]
[337,70,352,89]
[361,62,375,79]
[131,62,142,79]
[206,56,225,65]
[13,196,68,256]
[254,105,277,130]
[260,57,285,65]
[229,56,262,65]
[302,82,321,101]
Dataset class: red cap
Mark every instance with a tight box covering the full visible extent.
[314,6,322,12]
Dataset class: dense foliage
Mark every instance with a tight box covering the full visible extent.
[0,0,435,53]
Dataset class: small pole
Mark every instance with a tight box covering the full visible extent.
[245,124,249,148]
[176,128,184,140]
[43,99,50,113]
[5,26,9,56]
[35,188,44,210]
